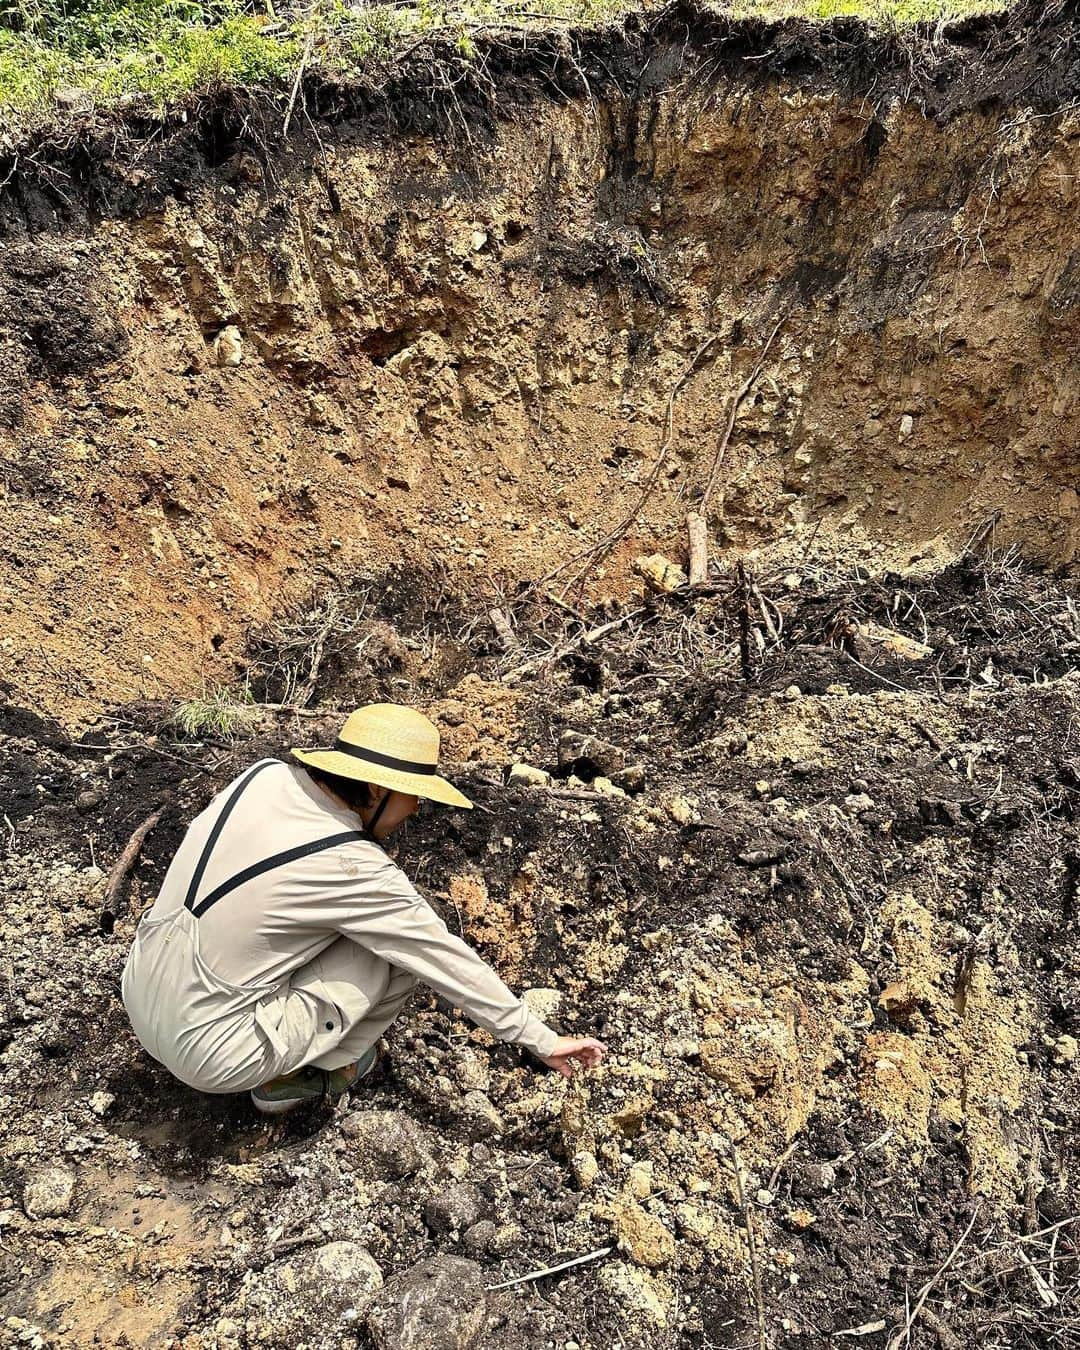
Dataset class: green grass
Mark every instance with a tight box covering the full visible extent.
[0,0,1010,131]
[169,683,259,741]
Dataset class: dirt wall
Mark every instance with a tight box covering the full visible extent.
[2,37,1079,724]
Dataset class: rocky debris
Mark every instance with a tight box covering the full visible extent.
[597,1261,673,1328]
[523,987,562,1022]
[424,1182,487,1236]
[88,1090,115,1117]
[633,554,687,593]
[664,794,698,825]
[461,1219,497,1256]
[558,729,625,778]
[235,1241,382,1347]
[367,1255,488,1350]
[213,324,244,367]
[459,1090,504,1139]
[339,1110,434,1180]
[508,762,550,787]
[22,1165,75,1219]
[573,1150,600,1187]
[555,729,645,793]
[792,1162,836,1199]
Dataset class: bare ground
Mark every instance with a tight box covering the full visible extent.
[2,552,1078,1348]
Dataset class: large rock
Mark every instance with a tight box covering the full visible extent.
[239,1240,382,1347]
[339,1110,433,1180]
[23,1165,76,1219]
[367,1255,488,1350]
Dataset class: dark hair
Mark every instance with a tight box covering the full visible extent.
[304,765,375,813]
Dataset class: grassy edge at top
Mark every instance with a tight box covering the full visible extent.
[0,0,1011,137]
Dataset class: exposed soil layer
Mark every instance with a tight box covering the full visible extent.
[2,556,1078,1348]
[2,0,1079,229]
[3,0,1080,727]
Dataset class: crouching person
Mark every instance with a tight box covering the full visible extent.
[121,703,606,1114]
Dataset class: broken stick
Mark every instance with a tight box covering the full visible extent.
[99,806,165,932]
[486,1245,612,1292]
[726,1136,767,1350]
[686,511,709,586]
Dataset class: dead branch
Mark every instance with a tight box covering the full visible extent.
[686,511,709,585]
[530,335,719,596]
[735,561,753,681]
[100,807,165,931]
[1016,1245,1058,1308]
[293,599,336,709]
[282,29,315,137]
[961,509,1003,558]
[726,1135,768,1350]
[887,1205,981,1350]
[503,604,651,681]
[700,310,789,514]
[489,607,518,652]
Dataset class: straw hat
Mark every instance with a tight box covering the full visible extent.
[291,704,472,809]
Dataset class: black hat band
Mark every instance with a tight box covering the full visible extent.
[333,740,438,776]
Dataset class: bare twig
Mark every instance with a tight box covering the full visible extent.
[887,1206,981,1350]
[531,335,719,595]
[735,561,753,682]
[700,311,789,514]
[503,605,651,681]
[100,807,165,930]
[486,1245,612,1291]
[282,29,315,136]
[489,607,518,653]
[726,1136,768,1350]
[1016,1245,1059,1308]
[961,509,1002,558]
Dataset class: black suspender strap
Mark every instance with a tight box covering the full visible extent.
[184,760,276,914]
[189,829,365,918]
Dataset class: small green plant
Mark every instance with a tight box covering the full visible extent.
[170,683,259,741]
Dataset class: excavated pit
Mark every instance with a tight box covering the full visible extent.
[1,4,1079,1348]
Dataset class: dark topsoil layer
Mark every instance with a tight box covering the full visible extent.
[3,0,1080,234]
[1,554,1079,1348]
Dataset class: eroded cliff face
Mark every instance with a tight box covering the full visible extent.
[1,63,1078,723]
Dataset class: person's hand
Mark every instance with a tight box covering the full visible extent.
[539,1036,608,1079]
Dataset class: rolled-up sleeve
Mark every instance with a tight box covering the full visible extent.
[322,849,559,1059]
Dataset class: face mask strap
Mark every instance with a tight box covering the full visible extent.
[364,790,392,842]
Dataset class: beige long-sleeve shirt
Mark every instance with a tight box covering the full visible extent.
[122,758,558,1079]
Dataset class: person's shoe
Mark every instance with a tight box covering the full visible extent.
[325,1045,378,1097]
[250,1064,328,1115]
[250,1046,378,1115]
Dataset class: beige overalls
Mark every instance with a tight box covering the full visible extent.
[121,759,557,1093]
